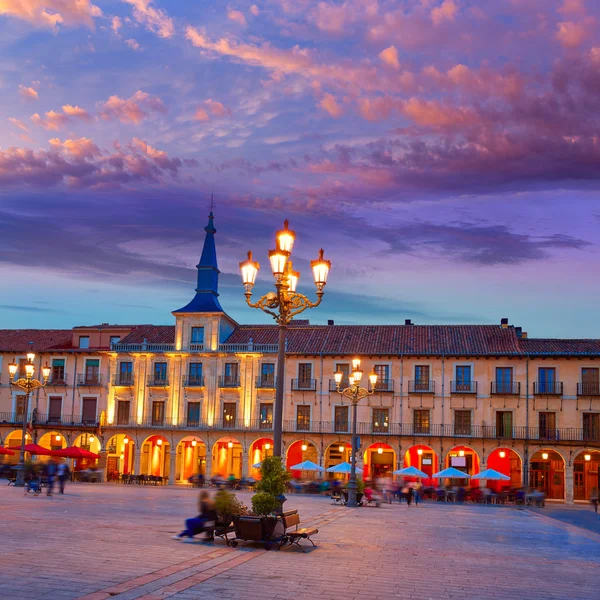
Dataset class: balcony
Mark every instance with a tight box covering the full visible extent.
[451,381,477,394]
[374,379,394,393]
[577,382,600,396]
[77,374,102,386]
[189,343,204,352]
[372,421,391,434]
[111,342,174,352]
[533,381,563,396]
[408,380,435,394]
[183,377,205,387]
[256,375,276,389]
[0,412,98,427]
[48,374,68,386]
[219,376,241,388]
[114,374,134,387]
[292,379,316,391]
[490,382,520,395]
[329,379,349,392]
[148,378,169,387]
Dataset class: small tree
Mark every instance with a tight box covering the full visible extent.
[251,456,290,516]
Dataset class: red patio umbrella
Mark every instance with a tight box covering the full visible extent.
[53,446,99,459]
[0,447,15,455]
[10,443,56,456]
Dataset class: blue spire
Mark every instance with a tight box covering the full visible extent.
[173,210,224,313]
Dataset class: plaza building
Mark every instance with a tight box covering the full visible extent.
[1,213,599,503]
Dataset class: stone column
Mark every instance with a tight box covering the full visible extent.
[169,451,176,485]
[133,449,141,476]
[565,464,574,504]
[204,448,212,480]
[98,447,108,482]
[241,450,249,479]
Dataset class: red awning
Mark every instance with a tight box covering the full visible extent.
[53,446,100,459]
[0,447,15,455]
[9,443,56,456]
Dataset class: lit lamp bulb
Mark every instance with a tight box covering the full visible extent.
[459,450,465,457]
[8,359,17,378]
[228,441,233,449]
[89,436,95,443]
[311,248,331,292]
[268,248,289,280]
[339,445,344,453]
[417,448,423,456]
[542,452,548,460]
[120,453,124,460]
[334,371,343,386]
[499,451,506,458]
[369,371,378,389]
[25,362,35,378]
[157,439,163,446]
[191,440,197,447]
[55,435,61,442]
[239,250,260,293]
[377,447,383,455]
[265,443,271,450]
[301,443,308,452]
[124,438,129,444]
[584,454,591,461]
[276,219,295,254]
[42,363,51,380]
[286,262,300,292]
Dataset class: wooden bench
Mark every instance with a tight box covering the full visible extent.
[281,510,318,552]
[330,492,344,505]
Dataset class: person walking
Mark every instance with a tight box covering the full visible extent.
[406,485,413,507]
[413,482,421,507]
[173,490,216,541]
[57,460,70,494]
[44,459,57,497]
[591,488,598,514]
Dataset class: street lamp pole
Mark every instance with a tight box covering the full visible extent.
[334,358,377,507]
[8,354,50,487]
[240,220,331,457]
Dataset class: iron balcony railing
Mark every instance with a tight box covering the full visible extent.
[0,412,98,427]
[577,382,600,396]
[374,379,394,393]
[114,374,134,386]
[48,374,68,386]
[291,379,317,391]
[408,380,435,394]
[490,382,520,395]
[148,378,169,387]
[183,377,205,387]
[77,374,102,386]
[533,381,563,395]
[219,376,241,388]
[451,381,478,394]
[111,341,279,353]
[329,378,349,392]
[255,375,276,389]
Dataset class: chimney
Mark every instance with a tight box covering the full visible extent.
[522,332,528,339]
[515,327,522,338]
[327,319,334,326]
[405,319,412,325]
[501,318,509,328]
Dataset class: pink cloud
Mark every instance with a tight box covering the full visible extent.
[31,110,69,131]
[556,17,596,48]
[431,0,458,26]
[0,0,101,30]
[125,38,141,50]
[111,15,122,34]
[400,98,479,128]
[18,84,39,100]
[319,93,344,118]
[558,0,587,17]
[357,96,399,121]
[98,90,166,124]
[204,99,231,117]
[194,107,210,121]
[8,118,28,132]
[123,0,174,38]
[228,8,247,27]
[49,137,100,159]
[250,4,260,17]
[62,105,92,121]
[379,45,400,69]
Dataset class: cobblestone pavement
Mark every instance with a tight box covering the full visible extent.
[529,504,600,535]
[1,484,599,600]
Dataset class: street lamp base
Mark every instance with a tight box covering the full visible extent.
[14,464,26,487]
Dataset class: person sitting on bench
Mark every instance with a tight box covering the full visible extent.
[173,490,216,541]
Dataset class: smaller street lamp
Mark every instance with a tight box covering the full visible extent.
[334,358,377,507]
[8,354,50,487]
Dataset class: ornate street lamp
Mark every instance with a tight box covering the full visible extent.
[8,354,50,487]
[334,358,377,507]
[240,220,331,457]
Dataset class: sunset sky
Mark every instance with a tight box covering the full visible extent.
[1,0,600,337]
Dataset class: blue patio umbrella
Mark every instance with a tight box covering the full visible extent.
[471,468,510,481]
[289,460,325,472]
[326,461,363,474]
[392,466,428,478]
[431,467,471,479]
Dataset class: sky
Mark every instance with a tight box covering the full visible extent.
[1,0,600,337]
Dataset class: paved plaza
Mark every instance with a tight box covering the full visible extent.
[1,484,599,600]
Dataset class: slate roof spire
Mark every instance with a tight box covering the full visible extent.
[173,209,224,313]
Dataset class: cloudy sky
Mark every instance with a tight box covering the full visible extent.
[1,0,599,337]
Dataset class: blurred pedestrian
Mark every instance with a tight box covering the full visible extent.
[44,459,57,497]
[57,460,70,494]
[591,488,598,514]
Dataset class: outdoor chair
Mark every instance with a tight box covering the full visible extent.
[330,491,344,505]
[281,510,318,552]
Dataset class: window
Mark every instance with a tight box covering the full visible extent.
[259,403,273,428]
[583,413,600,442]
[335,364,350,388]
[223,403,237,427]
[539,412,557,439]
[84,359,99,384]
[119,362,133,384]
[413,409,430,434]
[110,336,121,346]
[152,401,165,425]
[372,408,389,433]
[495,367,513,393]
[538,368,556,393]
[51,359,65,383]
[117,401,130,425]
[48,397,62,423]
[496,411,513,438]
[334,406,349,432]
[455,366,472,392]
[260,363,275,387]
[581,368,600,395]
[298,363,312,387]
[154,362,167,383]
[224,363,239,385]
[296,405,311,431]
[414,365,430,391]
[188,362,203,384]
[79,336,90,349]
[17,359,27,379]
[454,410,471,436]
[81,397,97,424]
[187,402,201,426]
[191,327,204,345]
[374,365,389,390]
[15,395,26,419]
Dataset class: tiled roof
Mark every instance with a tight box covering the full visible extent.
[0,329,73,352]
[225,324,523,356]
[73,324,141,330]
[519,338,600,356]
[118,325,175,345]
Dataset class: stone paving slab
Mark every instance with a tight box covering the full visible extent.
[1,483,599,600]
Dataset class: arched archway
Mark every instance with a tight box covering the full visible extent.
[530,449,565,500]
[324,441,351,474]
[212,437,242,479]
[404,445,438,486]
[249,437,274,479]
[141,434,170,478]
[105,434,135,480]
[71,433,101,472]
[176,436,206,483]
[286,440,318,478]
[38,431,66,452]
[573,449,600,501]
[486,448,522,491]
[445,445,480,487]
[3,430,33,464]
[363,442,395,480]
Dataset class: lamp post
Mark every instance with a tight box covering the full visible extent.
[334,358,377,507]
[8,354,50,487]
[240,220,331,457]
